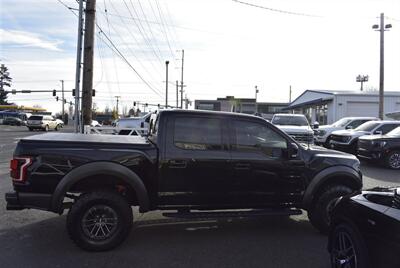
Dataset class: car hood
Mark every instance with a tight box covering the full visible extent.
[332,129,369,137]
[305,144,356,157]
[359,134,398,141]
[318,125,342,132]
[275,125,313,133]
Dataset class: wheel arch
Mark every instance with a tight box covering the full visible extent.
[50,161,150,214]
[302,166,362,209]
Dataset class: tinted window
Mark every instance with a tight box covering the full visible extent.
[233,120,287,158]
[174,117,222,150]
[29,116,43,120]
[376,124,400,134]
[347,119,368,129]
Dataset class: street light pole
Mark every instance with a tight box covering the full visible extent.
[356,75,369,91]
[373,13,392,119]
[165,61,169,108]
[74,0,84,133]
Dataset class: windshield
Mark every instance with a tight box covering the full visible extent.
[272,115,309,126]
[331,118,352,127]
[386,126,400,137]
[28,116,43,120]
[355,121,380,132]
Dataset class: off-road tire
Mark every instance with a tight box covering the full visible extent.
[330,223,368,268]
[308,185,352,234]
[385,150,400,170]
[66,190,133,251]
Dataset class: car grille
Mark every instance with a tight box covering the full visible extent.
[331,134,350,143]
[288,133,314,143]
[357,139,371,149]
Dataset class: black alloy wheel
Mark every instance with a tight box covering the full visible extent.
[330,224,367,268]
[67,190,133,251]
[386,151,400,169]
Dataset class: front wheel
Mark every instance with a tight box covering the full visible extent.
[44,125,49,132]
[330,223,368,268]
[308,185,352,234]
[385,151,400,169]
[67,190,133,251]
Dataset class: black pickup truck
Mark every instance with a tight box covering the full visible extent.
[6,110,362,251]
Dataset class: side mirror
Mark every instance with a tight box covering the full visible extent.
[288,142,299,159]
[312,121,319,129]
[374,130,383,135]
[345,125,353,130]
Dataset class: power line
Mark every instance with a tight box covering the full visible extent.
[56,0,164,98]
[232,0,322,18]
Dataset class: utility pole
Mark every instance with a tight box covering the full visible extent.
[115,96,120,116]
[289,85,292,102]
[74,0,84,133]
[60,80,65,119]
[373,13,392,119]
[180,49,184,109]
[176,80,179,108]
[165,61,169,108]
[81,0,96,129]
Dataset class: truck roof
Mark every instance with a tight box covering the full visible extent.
[160,109,265,120]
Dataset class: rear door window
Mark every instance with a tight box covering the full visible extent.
[174,117,222,150]
[376,124,400,134]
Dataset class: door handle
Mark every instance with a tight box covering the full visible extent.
[169,160,187,169]
[234,163,251,170]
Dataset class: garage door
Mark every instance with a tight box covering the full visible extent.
[346,102,379,117]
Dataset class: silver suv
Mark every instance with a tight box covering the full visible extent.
[27,115,60,131]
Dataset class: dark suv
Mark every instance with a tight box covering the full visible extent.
[358,126,400,169]
[6,110,363,251]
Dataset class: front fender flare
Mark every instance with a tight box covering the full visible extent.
[50,161,150,213]
[302,166,362,209]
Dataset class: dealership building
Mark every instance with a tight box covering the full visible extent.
[194,96,288,119]
[284,90,400,125]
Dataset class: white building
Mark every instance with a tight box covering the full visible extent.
[285,90,400,124]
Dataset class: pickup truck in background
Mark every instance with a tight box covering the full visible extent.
[271,113,316,144]
[6,110,362,251]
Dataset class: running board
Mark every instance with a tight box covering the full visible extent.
[162,208,302,219]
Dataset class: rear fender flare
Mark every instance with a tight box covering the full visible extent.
[50,161,149,213]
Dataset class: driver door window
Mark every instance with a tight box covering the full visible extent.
[233,120,287,158]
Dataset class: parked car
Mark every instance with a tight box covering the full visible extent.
[315,117,379,147]
[27,115,60,131]
[115,113,152,129]
[329,121,400,154]
[2,117,26,126]
[328,187,400,268]
[90,120,102,127]
[55,118,64,128]
[271,113,315,144]
[357,126,400,169]
[6,110,362,251]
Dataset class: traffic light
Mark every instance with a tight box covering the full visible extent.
[157,104,160,108]
[92,89,95,97]
[56,96,59,101]
[72,89,75,96]
[145,103,148,107]
[53,89,56,96]
[64,99,66,104]
[69,101,73,105]
[133,101,136,106]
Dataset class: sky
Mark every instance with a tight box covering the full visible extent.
[1,0,400,114]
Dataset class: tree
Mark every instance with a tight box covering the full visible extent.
[0,63,12,105]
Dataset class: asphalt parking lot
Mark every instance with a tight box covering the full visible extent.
[0,125,398,268]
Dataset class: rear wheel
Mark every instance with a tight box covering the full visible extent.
[330,223,368,268]
[308,185,352,234]
[55,124,59,131]
[67,190,133,251]
[44,125,49,132]
[385,151,400,169]
[28,128,33,131]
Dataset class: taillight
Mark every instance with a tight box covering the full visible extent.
[10,157,33,182]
